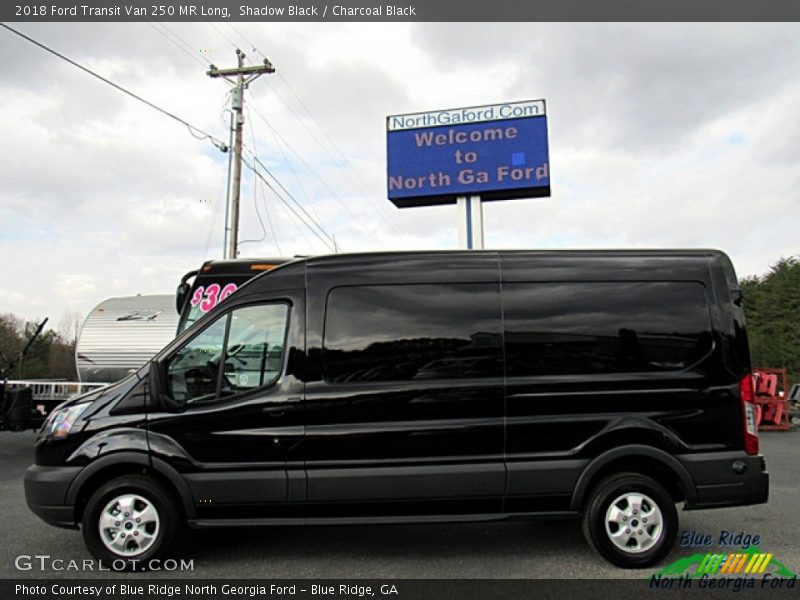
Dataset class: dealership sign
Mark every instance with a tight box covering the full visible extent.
[386,100,550,208]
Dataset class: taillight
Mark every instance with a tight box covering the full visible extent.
[740,374,759,455]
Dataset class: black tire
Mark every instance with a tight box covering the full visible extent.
[81,475,181,571]
[582,472,678,568]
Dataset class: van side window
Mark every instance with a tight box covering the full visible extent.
[167,303,289,404]
[323,284,502,383]
[503,282,713,377]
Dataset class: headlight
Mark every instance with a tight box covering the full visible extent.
[47,402,91,439]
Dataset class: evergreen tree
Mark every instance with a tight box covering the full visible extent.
[741,257,800,384]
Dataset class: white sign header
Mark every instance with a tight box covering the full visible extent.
[387,99,546,132]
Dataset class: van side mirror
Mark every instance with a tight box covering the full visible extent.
[176,270,198,314]
[175,282,191,314]
[149,361,185,412]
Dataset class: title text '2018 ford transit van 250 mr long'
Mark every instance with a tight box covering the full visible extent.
[25,250,768,569]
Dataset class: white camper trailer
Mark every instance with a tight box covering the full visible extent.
[76,295,179,383]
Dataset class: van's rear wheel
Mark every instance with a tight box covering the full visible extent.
[82,475,179,570]
[582,473,677,568]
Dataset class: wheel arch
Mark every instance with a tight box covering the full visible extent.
[65,452,195,524]
[571,444,696,511]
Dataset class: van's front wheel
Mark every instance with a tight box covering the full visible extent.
[82,475,179,570]
[582,473,678,568]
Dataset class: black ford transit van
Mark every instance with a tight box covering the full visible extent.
[25,250,768,569]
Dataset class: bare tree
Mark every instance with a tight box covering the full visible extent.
[57,309,83,346]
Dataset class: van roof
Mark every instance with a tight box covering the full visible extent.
[245,248,735,289]
[303,248,728,266]
[198,257,292,275]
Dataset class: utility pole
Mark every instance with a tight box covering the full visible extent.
[208,49,275,259]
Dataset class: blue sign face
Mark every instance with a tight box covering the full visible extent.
[386,113,550,207]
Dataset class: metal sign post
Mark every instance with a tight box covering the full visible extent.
[457,195,484,249]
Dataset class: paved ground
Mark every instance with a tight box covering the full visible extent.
[1,430,797,579]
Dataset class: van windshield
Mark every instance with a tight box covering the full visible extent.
[178,275,250,333]
[176,259,291,334]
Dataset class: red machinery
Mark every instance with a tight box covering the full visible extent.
[753,368,791,431]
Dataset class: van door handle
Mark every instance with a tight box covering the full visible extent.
[262,397,301,415]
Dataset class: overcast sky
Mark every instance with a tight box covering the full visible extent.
[1,22,798,328]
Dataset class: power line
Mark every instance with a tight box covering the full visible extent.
[242,173,292,255]
[247,96,399,246]
[276,73,392,208]
[246,109,282,255]
[237,172,269,249]
[246,97,370,226]
[212,25,407,240]
[271,75,403,228]
[159,22,208,63]
[219,90,233,128]
[243,145,338,250]
[243,155,335,252]
[207,49,275,258]
[262,81,406,235]
[262,176,315,251]
[202,163,230,262]
[258,179,282,254]
[214,23,404,234]
[238,109,282,254]
[241,153,337,253]
[261,177,315,251]
[245,145,332,243]
[145,21,208,69]
[206,22,240,51]
[208,25,405,249]
[246,105,325,227]
[0,23,228,153]
[225,23,265,61]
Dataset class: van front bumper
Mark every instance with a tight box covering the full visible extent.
[24,464,82,529]
[679,451,769,510]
